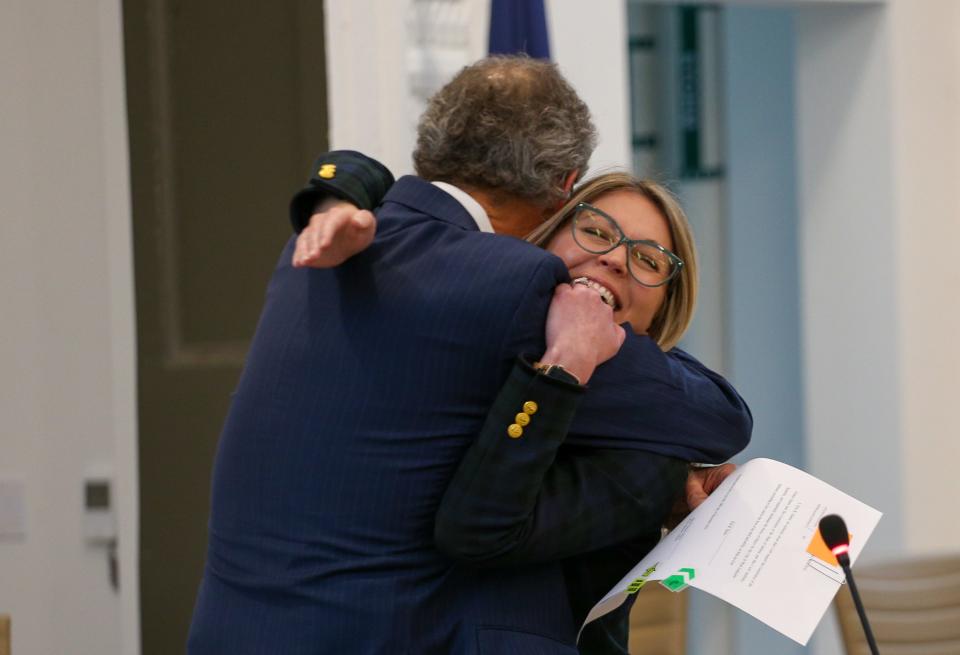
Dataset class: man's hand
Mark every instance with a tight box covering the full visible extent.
[292,198,377,268]
[539,283,626,384]
[666,463,736,529]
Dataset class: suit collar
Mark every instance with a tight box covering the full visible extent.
[383,176,480,232]
[430,182,494,233]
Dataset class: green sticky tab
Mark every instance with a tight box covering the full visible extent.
[660,567,696,593]
[626,563,659,595]
[627,578,647,594]
[661,575,688,592]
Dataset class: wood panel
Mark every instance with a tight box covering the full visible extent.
[0,614,9,655]
[835,555,960,655]
[629,584,687,655]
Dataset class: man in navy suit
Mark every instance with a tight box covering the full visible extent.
[188,56,750,654]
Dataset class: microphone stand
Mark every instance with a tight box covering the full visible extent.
[837,553,880,655]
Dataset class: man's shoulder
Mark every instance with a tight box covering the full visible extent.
[426,227,566,294]
[375,177,569,286]
[381,224,566,299]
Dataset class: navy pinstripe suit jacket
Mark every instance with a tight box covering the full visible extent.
[188,176,750,654]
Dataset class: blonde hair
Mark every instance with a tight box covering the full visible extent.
[526,172,698,352]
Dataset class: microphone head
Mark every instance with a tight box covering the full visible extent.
[819,514,850,559]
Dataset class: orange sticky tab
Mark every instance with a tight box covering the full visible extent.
[807,529,853,566]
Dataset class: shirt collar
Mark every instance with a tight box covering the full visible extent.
[431,181,494,234]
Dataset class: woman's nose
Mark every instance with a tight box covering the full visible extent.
[597,245,629,276]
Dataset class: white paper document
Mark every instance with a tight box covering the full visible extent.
[581,458,882,645]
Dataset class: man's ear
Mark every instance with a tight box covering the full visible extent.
[555,170,579,210]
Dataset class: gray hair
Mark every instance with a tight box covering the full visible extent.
[413,56,597,208]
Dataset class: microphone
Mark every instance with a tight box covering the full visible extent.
[819,514,879,655]
[819,514,852,566]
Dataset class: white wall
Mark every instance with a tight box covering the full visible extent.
[547,0,632,173]
[795,3,903,558]
[325,0,632,178]
[886,0,960,555]
[324,0,414,175]
[0,0,138,653]
[794,0,960,559]
[793,10,899,654]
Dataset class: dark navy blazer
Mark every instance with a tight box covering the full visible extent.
[188,177,751,654]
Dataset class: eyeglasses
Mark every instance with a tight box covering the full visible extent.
[570,202,684,288]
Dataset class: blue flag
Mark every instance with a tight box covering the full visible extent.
[488,0,550,59]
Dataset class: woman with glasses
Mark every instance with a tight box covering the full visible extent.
[434,172,719,654]
[525,172,693,350]
[292,167,744,654]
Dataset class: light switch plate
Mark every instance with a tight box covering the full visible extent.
[83,475,115,544]
[0,478,27,539]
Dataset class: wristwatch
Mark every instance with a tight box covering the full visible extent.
[533,361,582,385]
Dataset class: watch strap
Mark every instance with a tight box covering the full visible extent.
[533,361,582,386]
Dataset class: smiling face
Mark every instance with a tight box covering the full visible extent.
[545,189,674,335]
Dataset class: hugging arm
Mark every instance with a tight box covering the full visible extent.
[434,304,748,567]
[288,150,393,267]
[288,151,751,462]
[433,359,688,655]
[434,357,687,565]
[289,150,394,231]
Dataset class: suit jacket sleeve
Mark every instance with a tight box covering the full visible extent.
[433,358,684,654]
[434,356,688,567]
[288,150,395,232]
[434,247,749,566]
[562,333,753,462]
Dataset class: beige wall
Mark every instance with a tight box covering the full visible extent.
[0,0,138,653]
[889,0,960,554]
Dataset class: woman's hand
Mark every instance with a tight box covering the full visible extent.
[539,282,626,384]
[292,199,376,268]
[664,463,737,529]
